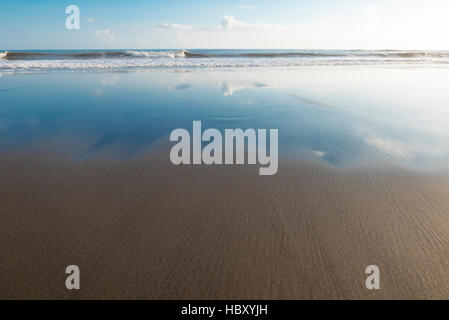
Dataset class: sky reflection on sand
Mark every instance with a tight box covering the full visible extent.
[1,66,449,170]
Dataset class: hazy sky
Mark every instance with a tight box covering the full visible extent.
[1,0,448,49]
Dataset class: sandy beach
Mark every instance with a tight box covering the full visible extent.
[1,66,449,300]
[1,140,449,299]
[3,0,449,303]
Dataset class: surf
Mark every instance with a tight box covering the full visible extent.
[1,49,449,72]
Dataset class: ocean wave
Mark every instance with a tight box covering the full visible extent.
[1,49,449,72]
[124,50,187,58]
[0,50,189,60]
[2,50,449,61]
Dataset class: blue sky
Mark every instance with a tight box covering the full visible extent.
[1,0,448,49]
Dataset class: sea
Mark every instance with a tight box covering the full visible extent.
[1,49,449,72]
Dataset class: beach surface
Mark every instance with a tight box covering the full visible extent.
[1,143,449,299]
[1,67,449,299]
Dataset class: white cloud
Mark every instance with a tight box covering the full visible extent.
[96,29,115,41]
[87,18,95,23]
[221,16,246,30]
[137,16,291,48]
[221,15,285,31]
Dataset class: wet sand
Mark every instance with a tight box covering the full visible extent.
[1,143,449,300]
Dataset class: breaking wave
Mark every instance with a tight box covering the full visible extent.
[0,50,189,60]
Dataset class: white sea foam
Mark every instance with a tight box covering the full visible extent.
[124,50,186,58]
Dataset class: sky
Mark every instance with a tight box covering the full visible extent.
[1,0,449,50]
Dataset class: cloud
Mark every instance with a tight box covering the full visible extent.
[96,29,115,41]
[221,15,286,31]
[87,18,95,23]
[158,16,286,33]
[221,15,246,30]
[159,23,193,31]
[140,16,354,49]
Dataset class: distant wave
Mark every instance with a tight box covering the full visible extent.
[2,50,449,61]
[0,50,189,60]
[124,50,187,58]
[1,49,449,72]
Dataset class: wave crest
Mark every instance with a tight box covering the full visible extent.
[124,50,186,58]
[0,50,189,60]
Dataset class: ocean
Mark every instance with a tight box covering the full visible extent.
[1,49,449,72]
